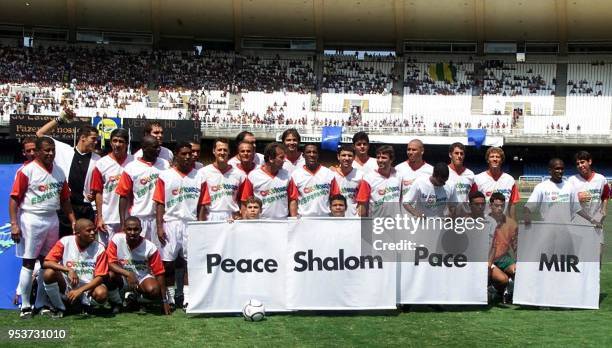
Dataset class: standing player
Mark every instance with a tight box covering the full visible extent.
[524,158,592,224]
[115,136,170,243]
[487,193,518,303]
[395,139,433,201]
[471,147,519,220]
[290,144,339,217]
[153,142,205,308]
[240,142,299,219]
[403,162,457,218]
[9,137,76,318]
[43,219,107,317]
[352,131,378,173]
[20,136,36,165]
[134,121,173,162]
[91,128,133,245]
[332,144,364,217]
[36,121,100,237]
[228,131,265,168]
[568,151,609,243]
[233,141,258,175]
[200,138,246,221]
[190,141,204,169]
[447,143,475,214]
[281,128,305,174]
[106,216,171,315]
[356,145,402,217]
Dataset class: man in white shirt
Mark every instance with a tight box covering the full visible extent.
[332,144,364,217]
[356,145,402,218]
[447,142,475,214]
[281,128,305,174]
[227,131,264,170]
[395,139,433,199]
[403,162,457,218]
[352,131,378,173]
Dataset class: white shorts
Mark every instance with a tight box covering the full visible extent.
[60,273,100,306]
[208,210,233,221]
[97,223,121,246]
[122,273,155,289]
[16,211,59,259]
[160,220,188,262]
[138,216,159,248]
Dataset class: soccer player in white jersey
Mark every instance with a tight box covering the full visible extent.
[200,138,246,221]
[10,137,77,318]
[281,128,305,174]
[352,131,378,173]
[290,144,340,217]
[240,142,299,219]
[20,136,36,166]
[91,128,134,246]
[471,147,520,220]
[115,136,170,243]
[403,162,457,218]
[332,144,363,217]
[190,141,204,170]
[524,158,593,224]
[233,141,258,175]
[106,216,171,315]
[356,145,402,217]
[227,131,265,169]
[568,151,609,244]
[447,142,475,214]
[329,194,348,217]
[395,139,433,199]
[133,121,173,162]
[153,142,205,307]
[43,219,108,318]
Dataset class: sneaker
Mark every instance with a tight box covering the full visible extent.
[19,307,33,319]
[49,308,64,319]
[39,307,52,317]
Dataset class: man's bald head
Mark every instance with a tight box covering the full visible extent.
[407,139,425,164]
[74,218,95,233]
[408,139,424,151]
[141,135,157,148]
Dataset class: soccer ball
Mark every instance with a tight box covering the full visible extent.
[242,299,265,322]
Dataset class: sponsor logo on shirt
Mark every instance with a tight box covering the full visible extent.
[31,182,63,205]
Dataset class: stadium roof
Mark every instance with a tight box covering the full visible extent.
[1,0,612,46]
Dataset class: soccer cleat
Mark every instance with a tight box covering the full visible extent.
[19,307,33,319]
[49,308,64,319]
[39,307,52,317]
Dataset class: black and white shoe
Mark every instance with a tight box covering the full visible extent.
[19,307,33,319]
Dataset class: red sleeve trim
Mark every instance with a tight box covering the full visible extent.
[115,172,133,197]
[106,240,118,264]
[200,182,211,205]
[355,180,371,203]
[287,178,299,201]
[330,178,341,196]
[152,178,165,204]
[509,184,520,203]
[94,249,109,277]
[470,182,478,193]
[602,182,610,200]
[45,240,64,262]
[10,170,29,204]
[60,182,71,201]
[240,178,254,202]
[90,167,104,193]
[148,250,165,276]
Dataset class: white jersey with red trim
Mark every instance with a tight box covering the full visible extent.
[395,161,433,198]
[568,172,610,223]
[403,176,457,217]
[200,164,246,214]
[241,167,298,219]
[353,157,378,174]
[10,161,70,213]
[107,233,164,280]
[291,165,338,217]
[356,169,402,217]
[447,166,475,203]
[282,153,305,175]
[115,158,170,218]
[525,179,580,222]
[472,171,520,213]
[153,167,204,222]
[333,167,364,217]
[134,146,173,162]
[227,153,264,169]
[91,154,134,224]
[45,236,108,285]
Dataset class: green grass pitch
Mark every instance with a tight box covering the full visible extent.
[1,202,611,347]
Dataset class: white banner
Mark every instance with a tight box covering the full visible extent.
[397,227,489,304]
[513,222,600,309]
[287,218,397,310]
[187,220,289,313]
